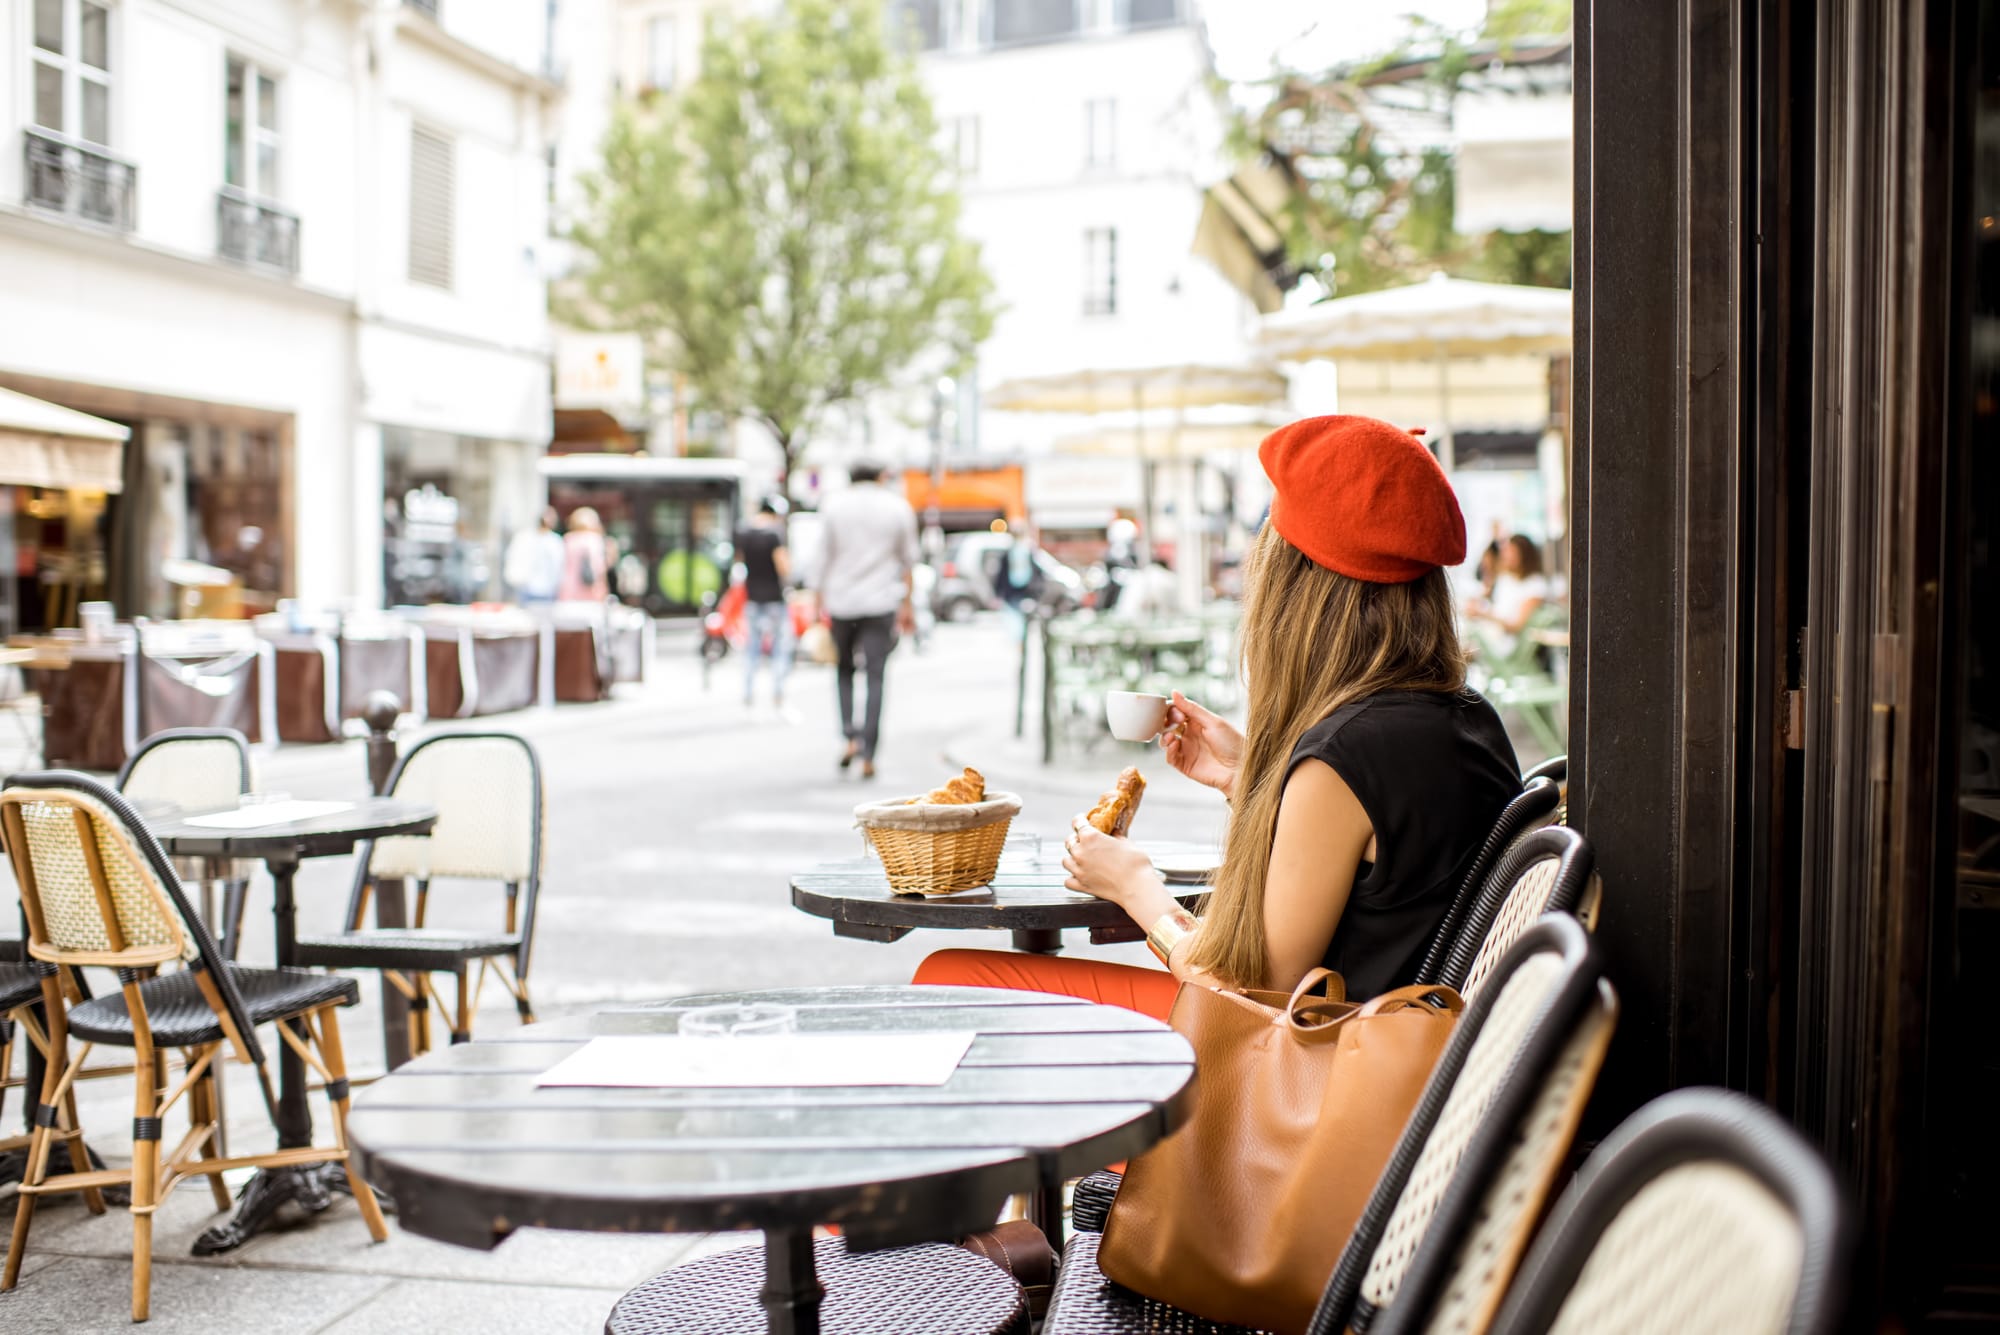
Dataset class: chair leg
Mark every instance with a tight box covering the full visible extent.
[509,968,537,1027]
[130,1133,157,1322]
[190,1056,231,1212]
[314,1005,388,1243]
[1,1117,48,1290]
[59,1087,105,1215]
[452,966,472,1045]
[403,973,432,1057]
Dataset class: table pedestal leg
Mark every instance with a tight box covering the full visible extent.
[1011,927,1063,955]
[759,1227,824,1335]
[195,858,340,1256]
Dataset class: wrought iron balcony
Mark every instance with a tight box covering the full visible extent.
[22,128,135,231]
[216,187,300,275]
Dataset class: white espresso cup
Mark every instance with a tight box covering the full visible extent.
[1105,690,1171,742]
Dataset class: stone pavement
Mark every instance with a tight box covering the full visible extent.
[0,614,1228,1333]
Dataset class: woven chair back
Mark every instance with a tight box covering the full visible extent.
[0,771,266,1062]
[1441,826,1595,1002]
[1489,1089,1850,1335]
[1415,776,1562,985]
[1308,916,1610,1335]
[117,728,252,812]
[369,733,541,883]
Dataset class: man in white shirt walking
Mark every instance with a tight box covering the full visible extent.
[813,461,918,779]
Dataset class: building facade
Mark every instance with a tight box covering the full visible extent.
[0,0,556,625]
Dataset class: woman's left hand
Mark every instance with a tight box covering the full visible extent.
[1062,816,1164,916]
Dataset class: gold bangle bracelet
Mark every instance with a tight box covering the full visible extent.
[1146,908,1199,965]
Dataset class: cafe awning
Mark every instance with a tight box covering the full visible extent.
[0,387,129,493]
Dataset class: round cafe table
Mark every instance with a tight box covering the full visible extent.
[347,985,1196,1335]
[145,796,437,1253]
[791,842,1215,955]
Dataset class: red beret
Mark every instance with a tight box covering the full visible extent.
[1259,414,1466,583]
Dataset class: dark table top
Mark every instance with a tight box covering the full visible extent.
[790,843,1214,937]
[347,984,1195,1252]
[147,796,437,861]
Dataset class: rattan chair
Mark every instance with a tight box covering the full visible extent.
[1487,1089,1850,1335]
[1042,916,1616,1335]
[1437,826,1597,1002]
[293,732,542,1055]
[115,728,254,957]
[0,771,384,1322]
[1414,776,1562,986]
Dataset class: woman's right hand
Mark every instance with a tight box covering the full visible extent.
[1161,691,1243,800]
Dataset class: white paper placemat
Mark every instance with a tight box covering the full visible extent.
[535,1032,977,1089]
[179,800,357,830]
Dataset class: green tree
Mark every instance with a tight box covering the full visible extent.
[568,0,995,493]
[1241,1,1573,296]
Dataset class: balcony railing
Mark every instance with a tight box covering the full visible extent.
[23,128,135,232]
[216,187,301,275]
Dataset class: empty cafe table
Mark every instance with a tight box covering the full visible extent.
[791,843,1215,954]
[347,984,1196,1335]
[146,795,437,1253]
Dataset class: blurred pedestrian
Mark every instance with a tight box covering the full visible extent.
[560,506,612,603]
[504,508,566,605]
[1466,533,1549,657]
[815,461,918,779]
[734,498,794,710]
[992,520,1046,638]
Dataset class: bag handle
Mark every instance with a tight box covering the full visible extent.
[1284,967,1345,1012]
[1357,983,1465,1017]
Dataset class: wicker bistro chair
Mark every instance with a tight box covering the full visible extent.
[1487,1089,1851,1335]
[293,732,542,1055]
[115,728,254,958]
[1413,777,1562,987]
[1044,916,1618,1335]
[1437,826,1597,1003]
[0,771,385,1323]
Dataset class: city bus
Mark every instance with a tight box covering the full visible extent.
[538,454,752,616]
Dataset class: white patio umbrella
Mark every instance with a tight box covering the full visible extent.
[1257,273,1571,472]
[986,364,1290,608]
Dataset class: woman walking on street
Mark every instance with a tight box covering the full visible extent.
[560,506,612,603]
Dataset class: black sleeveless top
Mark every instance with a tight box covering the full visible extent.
[1286,689,1519,999]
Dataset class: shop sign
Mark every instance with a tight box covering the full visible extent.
[556,332,646,414]
[403,483,459,544]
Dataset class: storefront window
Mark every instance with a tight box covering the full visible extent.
[382,427,522,606]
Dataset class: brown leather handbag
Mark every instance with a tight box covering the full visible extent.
[1098,970,1462,1335]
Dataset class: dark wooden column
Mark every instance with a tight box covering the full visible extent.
[1571,0,1769,1125]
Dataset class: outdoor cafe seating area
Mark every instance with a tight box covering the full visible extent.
[0,710,1850,1334]
[0,601,651,773]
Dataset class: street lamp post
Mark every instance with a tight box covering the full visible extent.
[925,375,953,566]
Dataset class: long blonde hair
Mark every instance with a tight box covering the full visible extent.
[1184,526,1467,988]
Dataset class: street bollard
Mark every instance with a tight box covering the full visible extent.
[362,690,401,796]
[360,689,415,1068]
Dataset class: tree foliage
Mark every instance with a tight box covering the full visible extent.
[1240,0,1573,297]
[567,0,995,487]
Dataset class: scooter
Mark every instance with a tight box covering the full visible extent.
[699,584,818,687]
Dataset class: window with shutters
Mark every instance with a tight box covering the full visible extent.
[1083,227,1117,316]
[408,124,455,289]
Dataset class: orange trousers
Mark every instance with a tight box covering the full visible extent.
[912,949,1179,1022]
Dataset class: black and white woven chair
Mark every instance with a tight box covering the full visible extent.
[0,770,383,1322]
[294,731,543,1055]
[115,727,254,957]
[1045,915,1617,1335]
[1437,825,1597,1002]
[1413,775,1563,986]
[1487,1088,1850,1335]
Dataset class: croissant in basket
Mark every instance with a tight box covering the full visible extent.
[1085,767,1146,837]
[915,767,987,806]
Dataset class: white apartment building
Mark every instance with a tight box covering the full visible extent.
[0,0,556,624]
[893,0,1277,544]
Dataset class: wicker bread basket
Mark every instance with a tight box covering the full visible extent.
[854,791,1023,895]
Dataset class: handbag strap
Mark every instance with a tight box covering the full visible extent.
[1357,983,1466,1017]
[1285,967,1345,1010]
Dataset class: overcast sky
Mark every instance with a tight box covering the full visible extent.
[1203,0,1488,81]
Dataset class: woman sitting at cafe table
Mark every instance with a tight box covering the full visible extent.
[916,414,1521,1016]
